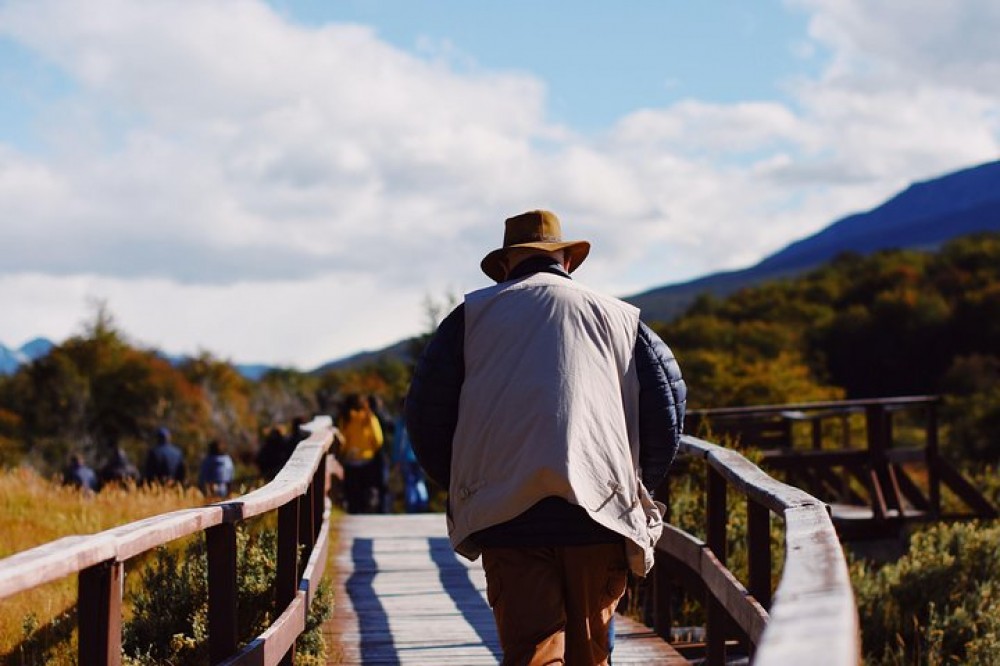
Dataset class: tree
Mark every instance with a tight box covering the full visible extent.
[2,306,213,473]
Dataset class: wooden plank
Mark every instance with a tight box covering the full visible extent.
[893,464,930,511]
[686,395,937,419]
[760,449,869,470]
[221,591,307,666]
[656,524,768,645]
[301,505,331,604]
[684,438,819,515]
[326,514,689,665]
[78,559,123,666]
[0,535,116,599]
[935,458,999,517]
[747,499,772,611]
[706,467,728,665]
[208,522,239,663]
[753,506,860,665]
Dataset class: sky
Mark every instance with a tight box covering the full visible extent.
[1,0,999,369]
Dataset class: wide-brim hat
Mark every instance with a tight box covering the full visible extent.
[480,210,591,282]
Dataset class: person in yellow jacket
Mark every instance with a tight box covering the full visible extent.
[336,393,385,513]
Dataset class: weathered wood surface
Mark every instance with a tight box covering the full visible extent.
[675,435,861,665]
[325,514,689,665]
[0,420,334,600]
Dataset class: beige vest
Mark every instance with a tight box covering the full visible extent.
[448,272,664,576]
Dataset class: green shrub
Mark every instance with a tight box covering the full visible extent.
[124,526,332,664]
[852,521,1000,664]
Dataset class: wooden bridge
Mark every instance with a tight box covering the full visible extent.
[687,396,997,541]
[0,414,862,665]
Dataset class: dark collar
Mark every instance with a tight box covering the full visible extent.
[505,255,572,282]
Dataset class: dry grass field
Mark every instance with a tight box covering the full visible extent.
[0,467,209,656]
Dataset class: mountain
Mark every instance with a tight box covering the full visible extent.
[19,337,54,360]
[0,344,22,375]
[0,338,54,375]
[235,364,276,381]
[626,159,1000,323]
[310,338,416,374]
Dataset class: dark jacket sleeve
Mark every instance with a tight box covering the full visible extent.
[404,304,465,488]
[635,320,687,491]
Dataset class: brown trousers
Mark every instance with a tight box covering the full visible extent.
[481,543,629,666]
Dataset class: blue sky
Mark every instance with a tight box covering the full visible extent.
[273,0,824,128]
[0,0,998,367]
[1,1,822,149]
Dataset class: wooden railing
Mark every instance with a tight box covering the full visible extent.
[648,434,861,665]
[0,416,336,665]
[687,397,997,538]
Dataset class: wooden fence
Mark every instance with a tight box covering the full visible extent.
[649,434,861,665]
[687,396,997,539]
[0,416,335,666]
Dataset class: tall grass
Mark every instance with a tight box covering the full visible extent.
[0,467,208,657]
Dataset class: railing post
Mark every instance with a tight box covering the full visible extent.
[654,472,673,639]
[313,455,327,541]
[747,498,772,615]
[926,401,941,518]
[277,497,300,665]
[811,417,822,450]
[78,559,123,665]
[706,467,727,666]
[298,484,315,576]
[207,522,239,663]
[865,404,889,519]
[652,552,674,641]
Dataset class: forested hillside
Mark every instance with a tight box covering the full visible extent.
[651,231,1000,462]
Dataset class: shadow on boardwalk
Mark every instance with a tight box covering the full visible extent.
[324,514,687,665]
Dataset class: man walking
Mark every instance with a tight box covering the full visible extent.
[406,210,686,665]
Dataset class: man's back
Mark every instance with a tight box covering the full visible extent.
[405,210,686,665]
[449,271,644,556]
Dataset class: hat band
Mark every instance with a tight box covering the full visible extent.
[509,234,562,245]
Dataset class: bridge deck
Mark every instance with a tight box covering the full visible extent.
[324,514,688,665]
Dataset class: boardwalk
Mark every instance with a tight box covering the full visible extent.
[325,514,687,665]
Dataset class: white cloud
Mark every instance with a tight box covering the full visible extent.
[797,0,1000,95]
[1,0,999,366]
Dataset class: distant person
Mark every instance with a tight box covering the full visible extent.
[256,424,290,481]
[367,395,394,511]
[391,403,429,513]
[99,445,140,489]
[143,426,186,486]
[62,452,98,493]
[337,393,385,514]
[199,439,235,498]
[287,416,310,450]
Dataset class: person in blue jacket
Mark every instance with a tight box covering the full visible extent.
[62,452,99,493]
[199,438,235,498]
[391,403,429,513]
[143,426,187,486]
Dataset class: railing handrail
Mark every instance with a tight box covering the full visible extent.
[686,395,938,419]
[653,435,861,665]
[0,416,336,665]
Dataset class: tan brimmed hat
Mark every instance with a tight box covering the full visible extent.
[480,210,591,282]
